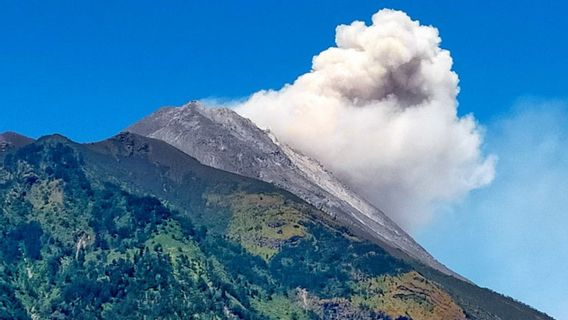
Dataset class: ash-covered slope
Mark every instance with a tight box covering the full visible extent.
[127,102,456,278]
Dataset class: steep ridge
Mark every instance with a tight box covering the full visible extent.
[126,102,457,278]
[0,133,553,319]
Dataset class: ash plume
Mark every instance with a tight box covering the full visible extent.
[232,9,496,230]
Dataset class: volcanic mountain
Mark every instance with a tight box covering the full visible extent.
[127,102,455,278]
[0,129,552,319]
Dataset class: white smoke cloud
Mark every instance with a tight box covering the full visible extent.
[233,9,496,230]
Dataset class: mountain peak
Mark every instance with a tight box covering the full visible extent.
[0,131,34,151]
[181,100,203,109]
[37,133,73,144]
[127,103,461,279]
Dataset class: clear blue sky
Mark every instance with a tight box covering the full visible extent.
[2,0,567,141]
[2,1,567,318]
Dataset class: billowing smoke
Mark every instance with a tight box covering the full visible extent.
[233,9,496,230]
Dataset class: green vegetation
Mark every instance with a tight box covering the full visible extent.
[251,295,310,320]
[220,193,307,260]
[351,271,465,320]
[0,135,552,320]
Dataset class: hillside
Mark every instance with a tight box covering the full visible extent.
[126,102,455,279]
[0,132,553,320]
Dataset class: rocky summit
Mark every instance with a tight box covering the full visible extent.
[126,102,457,278]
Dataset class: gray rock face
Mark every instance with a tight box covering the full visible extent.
[127,102,460,279]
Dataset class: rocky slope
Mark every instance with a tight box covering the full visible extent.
[126,102,457,278]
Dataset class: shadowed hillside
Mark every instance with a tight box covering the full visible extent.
[0,133,552,320]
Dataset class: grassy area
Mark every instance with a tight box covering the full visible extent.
[351,271,465,320]
[226,193,307,260]
[252,294,309,320]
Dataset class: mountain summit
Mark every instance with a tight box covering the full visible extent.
[0,132,34,152]
[127,102,456,278]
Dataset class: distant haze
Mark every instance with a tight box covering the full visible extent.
[232,9,495,230]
